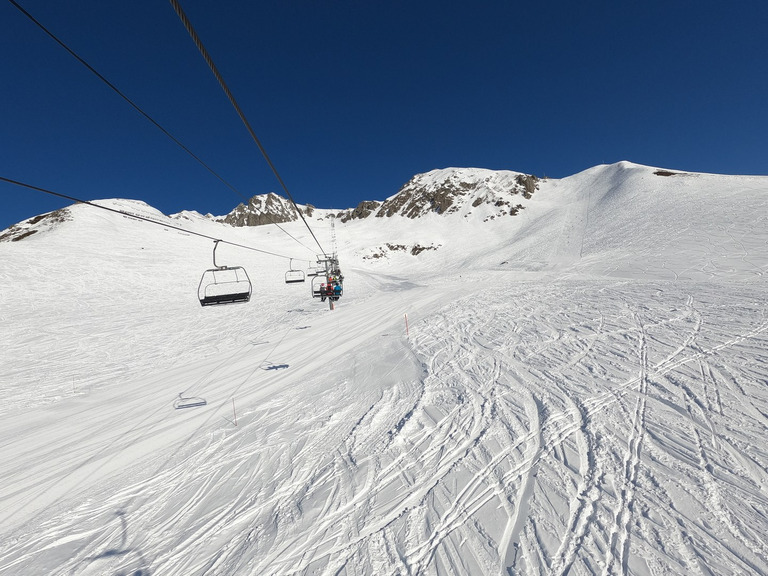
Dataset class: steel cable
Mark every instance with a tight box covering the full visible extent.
[168,0,328,257]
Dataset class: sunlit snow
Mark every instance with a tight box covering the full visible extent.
[1,162,767,575]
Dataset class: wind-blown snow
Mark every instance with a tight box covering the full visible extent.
[1,162,767,575]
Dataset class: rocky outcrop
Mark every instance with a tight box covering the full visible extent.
[0,208,71,242]
[362,242,442,260]
[215,168,540,227]
[220,193,315,227]
[374,168,539,219]
[337,200,382,223]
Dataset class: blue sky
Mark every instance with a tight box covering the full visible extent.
[2,0,767,230]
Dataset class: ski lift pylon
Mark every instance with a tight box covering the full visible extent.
[198,240,252,306]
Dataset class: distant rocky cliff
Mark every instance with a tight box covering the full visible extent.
[220,193,315,227]
[1,168,541,242]
[336,168,539,222]
[217,168,539,227]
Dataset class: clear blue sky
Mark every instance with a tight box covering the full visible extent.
[2,0,767,230]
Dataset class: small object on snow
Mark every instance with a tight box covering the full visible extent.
[174,393,207,409]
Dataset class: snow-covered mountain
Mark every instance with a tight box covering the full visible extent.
[370,167,538,219]
[326,167,538,222]
[1,162,767,575]
[125,166,541,232]
[218,192,314,227]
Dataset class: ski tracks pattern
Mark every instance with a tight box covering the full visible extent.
[2,278,768,575]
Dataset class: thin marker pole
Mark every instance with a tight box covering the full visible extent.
[405,313,409,336]
[232,398,237,427]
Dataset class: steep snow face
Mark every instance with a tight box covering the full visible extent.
[1,163,768,576]
[551,162,768,280]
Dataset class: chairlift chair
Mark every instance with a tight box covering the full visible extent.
[311,275,326,299]
[307,260,322,277]
[198,240,252,306]
[174,393,207,409]
[330,283,343,301]
[311,274,343,301]
[285,259,306,284]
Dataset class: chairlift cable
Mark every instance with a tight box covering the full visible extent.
[168,0,328,257]
[0,175,301,261]
[6,0,317,257]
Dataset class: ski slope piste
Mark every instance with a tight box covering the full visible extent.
[1,162,767,575]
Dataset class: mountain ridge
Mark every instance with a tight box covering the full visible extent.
[3,161,766,248]
[2,158,768,575]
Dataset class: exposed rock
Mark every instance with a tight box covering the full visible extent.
[0,208,70,243]
[375,168,540,219]
[339,200,382,223]
[362,242,442,260]
[410,244,440,256]
[516,174,539,198]
[654,170,687,177]
[173,167,541,230]
[221,193,300,227]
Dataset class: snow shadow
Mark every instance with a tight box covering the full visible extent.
[261,362,289,371]
[73,509,151,576]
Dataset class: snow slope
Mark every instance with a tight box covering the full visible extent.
[1,162,767,575]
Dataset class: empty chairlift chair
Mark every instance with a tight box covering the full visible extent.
[174,393,207,409]
[284,259,306,284]
[198,240,252,306]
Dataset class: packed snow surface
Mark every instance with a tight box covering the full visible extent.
[1,162,767,575]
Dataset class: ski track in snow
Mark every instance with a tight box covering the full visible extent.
[2,165,768,575]
[3,279,767,576]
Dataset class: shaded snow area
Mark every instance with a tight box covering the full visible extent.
[1,163,767,575]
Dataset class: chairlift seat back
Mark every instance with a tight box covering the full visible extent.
[198,266,252,306]
[285,269,306,284]
[174,395,207,409]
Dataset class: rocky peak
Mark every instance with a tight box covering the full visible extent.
[216,168,540,227]
[220,193,312,227]
[374,168,539,219]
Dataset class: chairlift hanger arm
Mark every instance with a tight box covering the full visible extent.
[212,239,225,269]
